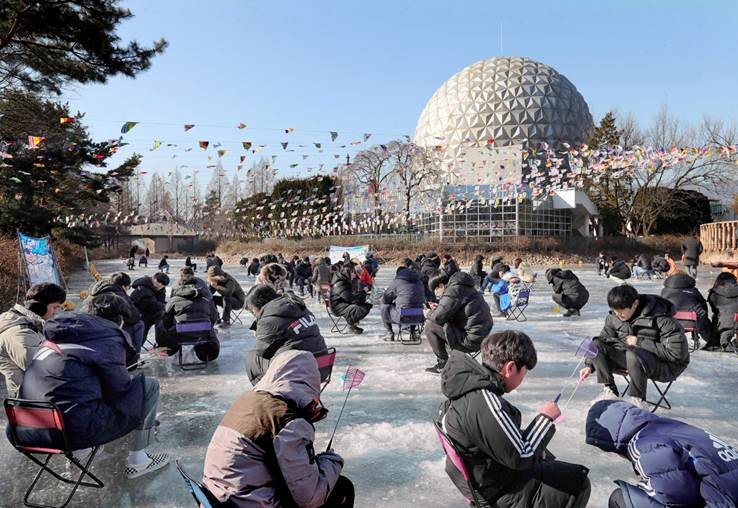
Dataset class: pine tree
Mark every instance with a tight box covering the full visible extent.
[0,1,166,95]
[589,111,621,148]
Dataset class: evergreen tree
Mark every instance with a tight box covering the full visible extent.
[0,91,139,245]
[0,1,166,95]
[589,111,621,148]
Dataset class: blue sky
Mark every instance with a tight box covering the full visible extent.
[62,0,738,185]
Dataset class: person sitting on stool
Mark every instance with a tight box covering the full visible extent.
[579,285,689,408]
[207,265,245,329]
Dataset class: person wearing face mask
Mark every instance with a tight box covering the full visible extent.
[424,272,493,374]
[579,284,690,408]
[243,284,327,384]
[17,293,170,479]
[0,283,66,397]
[438,331,591,507]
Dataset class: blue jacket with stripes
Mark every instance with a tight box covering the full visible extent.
[586,400,738,507]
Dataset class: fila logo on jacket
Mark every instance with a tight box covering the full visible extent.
[289,314,317,335]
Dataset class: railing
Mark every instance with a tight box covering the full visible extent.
[700,221,738,253]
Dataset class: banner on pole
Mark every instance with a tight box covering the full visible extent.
[17,232,62,287]
[328,245,369,265]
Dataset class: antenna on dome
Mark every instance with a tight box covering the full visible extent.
[499,22,503,55]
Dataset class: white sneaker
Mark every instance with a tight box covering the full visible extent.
[628,396,650,410]
[592,385,620,403]
[126,451,170,479]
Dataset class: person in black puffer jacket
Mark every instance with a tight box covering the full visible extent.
[706,272,738,351]
[438,332,591,508]
[380,266,426,342]
[424,272,493,373]
[243,285,328,384]
[580,285,689,404]
[130,272,170,341]
[468,254,487,289]
[156,274,220,361]
[82,272,144,364]
[294,257,314,297]
[660,272,710,347]
[545,268,590,317]
[442,254,459,277]
[420,252,442,303]
[606,257,632,283]
[329,264,372,334]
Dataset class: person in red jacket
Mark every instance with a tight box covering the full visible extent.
[359,260,374,292]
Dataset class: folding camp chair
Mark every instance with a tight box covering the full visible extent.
[615,369,674,413]
[4,399,104,508]
[315,347,337,393]
[434,419,483,507]
[506,287,531,322]
[175,460,223,508]
[175,321,213,371]
[230,306,245,325]
[320,283,349,334]
[396,308,424,345]
[673,310,699,352]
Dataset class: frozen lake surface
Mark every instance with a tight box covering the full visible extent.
[1,258,737,507]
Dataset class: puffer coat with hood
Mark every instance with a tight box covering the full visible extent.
[545,268,590,311]
[439,351,590,507]
[707,280,738,347]
[82,279,141,326]
[607,260,632,281]
[130,276,166,327]
[251,293,327,362]
[203,350,344,507]
[660,273,709,339]
[586,400,738,507]
[18,313,145,450]
[429,272,493,353]
[593,294,690,374]
[163,283,218,328]
[0,304,44,397]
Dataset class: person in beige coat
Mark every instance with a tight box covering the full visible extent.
[203,350,354,507]
[0,283,66,396]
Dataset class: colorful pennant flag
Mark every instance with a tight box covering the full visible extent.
[281,142,288,150]
[330,131,338,142]
[217,149,226,158]
[237,122,247,129]
[363,133,371,142]
[59,116,76,124]
[120,121,138,134]
[199,141,209,150]
[242,141,252,150]
[27,136,45,149]
[284,127,294,134]
[184,124,195,131]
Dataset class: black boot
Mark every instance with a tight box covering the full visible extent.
[348,324,364,334]
[425,360,446,374]
[380,323,395,342]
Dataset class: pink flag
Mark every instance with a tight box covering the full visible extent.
[342,366,365,390]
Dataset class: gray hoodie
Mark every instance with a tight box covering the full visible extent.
[203,350,343,507]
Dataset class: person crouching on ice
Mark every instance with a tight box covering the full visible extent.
[203,350,354,507]
[438,331,591,507]
[586,400,738,507]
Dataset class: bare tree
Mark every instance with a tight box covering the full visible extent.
[392,143,442,226]
[348,142,396,232]
[595,106,738,235]
[617,111,645,150]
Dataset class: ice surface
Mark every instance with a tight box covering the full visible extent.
[1,258,737,507]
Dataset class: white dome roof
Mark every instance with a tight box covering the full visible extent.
[415,57,593,161]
